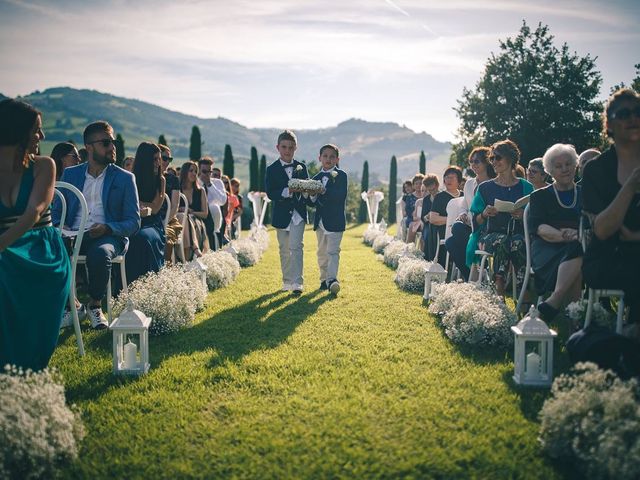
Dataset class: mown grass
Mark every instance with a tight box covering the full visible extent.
[50,224,567,479]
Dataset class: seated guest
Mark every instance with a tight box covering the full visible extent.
[50,142,80,179]
[122,156,135,172]
[406,174,425,243]
[0,99,70,370]
[126,142,166,284]
[419,174,440,259]
[469,140,534,296]
[78,147,88,164]
[529,144,583,321]
[400,180,414,240]
[582,88,640,332]
[178,160,209,259]
[54,121,140,329]
[221,175,240,240]
[526,158,549,190]
[198,156,226,249]
[577,148,600,179]
[159,144,182,262]
[446,147,495,280]
[230,178,243,238]
[427,166,463,265]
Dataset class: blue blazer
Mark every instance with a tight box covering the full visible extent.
[52,163,140,240]
[265,159,309,229]
[312,168,347,232]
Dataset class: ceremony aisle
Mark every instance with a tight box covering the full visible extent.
[49,224,561,479]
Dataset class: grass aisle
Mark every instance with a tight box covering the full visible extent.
[51,224,561,479]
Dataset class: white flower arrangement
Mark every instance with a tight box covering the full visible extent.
[362,225,384,246]
[566,299,614,328]
[383,239,423,269]
[230,237,263,267]
[330,170,338,179]
[288,178,323,194]
[428,281,516,348]
[539,362,640,480]
[199,250,241,290]
[248,227,270,254]
[395,257,431,292]
[0,366,85,480]
[113,264,207,336]
[372,233,394,254]
[295,164,303,172]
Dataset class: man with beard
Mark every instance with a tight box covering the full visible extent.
[53,121,140,329]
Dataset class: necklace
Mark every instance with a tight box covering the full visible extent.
[552,183,577,209]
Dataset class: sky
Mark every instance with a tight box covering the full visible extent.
[0,0,638,142]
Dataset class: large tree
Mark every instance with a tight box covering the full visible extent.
[249,146,259,191]
[452,21,602,167]
[223,144,234,178]
[388,155,397,224]
[358,161,369,223]
[259,154,267,191]
[419,151,426,174]
[115,133,125,166]
[158,134,167,146]
[189,126,201,160]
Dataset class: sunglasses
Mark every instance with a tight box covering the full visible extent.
[490,153,504,162]
[87,138,115,148]
[65,152,81,160]
[161,156,173,163]
[611,106,640,121]
[201,169,211,174]
[469,157,483,165]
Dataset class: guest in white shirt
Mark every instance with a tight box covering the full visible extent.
[198,157,226,249]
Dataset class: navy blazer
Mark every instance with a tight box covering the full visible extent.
[312,168,347,232]
[52,163,141,240]
[265,159,309,229]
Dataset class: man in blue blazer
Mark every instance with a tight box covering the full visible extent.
[309,144,347,294]
[53,121,140,329]
[265,130,308,295]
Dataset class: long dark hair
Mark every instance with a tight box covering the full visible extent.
[51,142,76,179]
[180,160,200,192]
[0,99,40,169]
[133,142,162,202]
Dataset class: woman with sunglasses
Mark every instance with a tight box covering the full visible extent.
[179,161,209,259]
[469,140,534,296]
[50,142,80,179]
[582,88,640,333]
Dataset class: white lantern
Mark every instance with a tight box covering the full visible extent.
[423,262,447,301]
[511,306,557,387]
[186,258,208,289]
[379,219,387,232]
[109,299,151,375]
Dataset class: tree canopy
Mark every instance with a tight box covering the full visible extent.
[452,21,602,167]
[189,126,201,160]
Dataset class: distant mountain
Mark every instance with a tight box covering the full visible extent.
[5,87,452,183]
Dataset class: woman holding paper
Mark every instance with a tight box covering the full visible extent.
[528,144,582,322]
[469,140,534,296]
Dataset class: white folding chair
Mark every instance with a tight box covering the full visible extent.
[54,181,87,356]
[76,254,127,325]
[163,193,171,227]
[174,192,189,263]
[516,204,543,317]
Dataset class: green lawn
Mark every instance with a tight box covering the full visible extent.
[51,224,566,479]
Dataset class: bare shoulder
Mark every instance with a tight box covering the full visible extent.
[32,155,56,178]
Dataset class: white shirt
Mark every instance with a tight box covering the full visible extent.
[280,159,303,227]
[463,177,478,213]
[72,168,106,230]
[316,167,338,234]
[202,177,227,210]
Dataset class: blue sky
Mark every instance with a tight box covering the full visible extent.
[0,0,638,141]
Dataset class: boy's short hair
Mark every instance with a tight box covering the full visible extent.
[319,143,339,157]
[198,156,213,167]
[422,173,439,187]
[277,129,297,145]
[83,121,113,145]
[443,165,463,183]
[412,173,425,184]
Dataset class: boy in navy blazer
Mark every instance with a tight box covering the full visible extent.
[265,130,309,294]
[309,144,347,294]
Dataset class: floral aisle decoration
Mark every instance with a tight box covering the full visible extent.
[0,366,85,480]
[395,257,430,292]
[372,233,394,254]
[362,225,385,246]
[231,238,262,267]
[383,239,422,269]
[199,250,241,290]
[113,264,207,336]
[539,362,640,480]
[428,281,516,348]
[566,299,614,328]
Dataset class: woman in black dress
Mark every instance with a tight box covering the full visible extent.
[582,88,640,329]
[427,166,463,265]
[528,144,582,321]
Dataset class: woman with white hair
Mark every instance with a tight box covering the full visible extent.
[528,143,583,321]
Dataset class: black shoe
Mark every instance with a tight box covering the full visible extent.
[320,281,328,291]
[537,302,559,322]
[328,280,340,295]
[292,289,303,296]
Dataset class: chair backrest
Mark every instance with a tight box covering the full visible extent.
[54,181,89,274]
[522,203,532,273]
[163,193,171,227]
[179,192,189,231]
[445,197,466,240]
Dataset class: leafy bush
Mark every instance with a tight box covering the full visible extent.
[395,257,429,292]
[200,250,241,290]
[428,281,516,348]
[0,366,85,480]
[383,240,422,269]
[539,362,640,480]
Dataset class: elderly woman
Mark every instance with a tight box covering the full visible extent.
[427,166,463,265]
[418,174,439,257]
[582,88,640,330]
[528,144,583,321]
[526,158,549,190]
[469,140,534,296]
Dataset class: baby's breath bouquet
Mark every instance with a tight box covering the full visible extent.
[113,264,207,335]
[566,299,614,328]
[200,250,241,290]
[395,257,430,292]
[372,233,394,254]
[288,178,323,194]
[0,366,85,480]
[249,227,270,253]
[539,362,640,480]
[231,237,263,267]
[363,225,384,246]
[383,240,422,269]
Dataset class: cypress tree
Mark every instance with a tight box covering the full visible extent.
[189,126,201,160]
[249,146,259,191]
[388,155,398,223]
[259,154,267,191]
[115,133,125,166]
[158,134,167,146]
[358,161,369,223]
[419,150,426,174]
[223,144,234,178]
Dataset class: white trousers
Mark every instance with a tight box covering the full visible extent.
[276,222,305,288]
[316,227,343,283]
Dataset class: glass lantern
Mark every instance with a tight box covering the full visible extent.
[423,262,447,302]
[109,300,151,376]
[186,258,208,289]
[511,306,557,387]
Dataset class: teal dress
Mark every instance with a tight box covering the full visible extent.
[0,163,71,370]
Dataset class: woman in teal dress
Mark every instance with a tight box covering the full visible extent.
[0,99,71,371]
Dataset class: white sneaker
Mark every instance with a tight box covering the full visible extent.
[282,283,293,292]
[88,307,108,330]
[61,304,86,328]
[329,280,341,295]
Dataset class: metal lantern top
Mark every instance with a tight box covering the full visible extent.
[425,261,447,275]
[511,306,557,338]
[187,258,208,273]
[223,244,238,259]
[110,299,151,330]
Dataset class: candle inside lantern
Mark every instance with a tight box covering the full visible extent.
[124,339,137,369]
[526,352,541,380]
